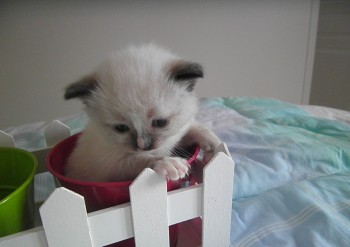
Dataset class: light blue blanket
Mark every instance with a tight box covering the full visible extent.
[3,97,350,246]
[197,97,350,247]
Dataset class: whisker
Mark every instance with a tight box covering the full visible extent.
[172,144,193,159]
[157,141,175,156]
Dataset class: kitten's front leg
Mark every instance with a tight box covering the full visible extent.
[180,122,221,163]
[120,154,189,181]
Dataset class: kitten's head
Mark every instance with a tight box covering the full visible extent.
[65,44,203,154]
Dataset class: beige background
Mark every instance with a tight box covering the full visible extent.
[0,0,319,128]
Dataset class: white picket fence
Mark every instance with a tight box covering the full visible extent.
[0,120,235,247]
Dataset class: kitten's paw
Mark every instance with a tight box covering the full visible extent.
[153,157,189,181]
[202,141,220,164]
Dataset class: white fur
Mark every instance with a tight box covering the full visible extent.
[65,44,220,182]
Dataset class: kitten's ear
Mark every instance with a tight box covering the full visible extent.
[64,75,99,100]
[169,61,204,92]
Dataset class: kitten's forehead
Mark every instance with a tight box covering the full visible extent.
[94,46,178,100]
[100,88,175,122]
[95,47,183,116]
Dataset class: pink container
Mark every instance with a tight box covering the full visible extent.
[46,133,199,247]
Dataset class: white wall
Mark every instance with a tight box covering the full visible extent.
[0,0,319,129]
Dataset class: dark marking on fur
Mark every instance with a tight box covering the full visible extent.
[64,76,99,100]
[169,61,203,92]
[185,81,196,92]
[171,62,203,81]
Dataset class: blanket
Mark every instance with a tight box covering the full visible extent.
[197,97,350,246]
[3,97,350,246]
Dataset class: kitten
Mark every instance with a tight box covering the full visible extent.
[64,44,220,182]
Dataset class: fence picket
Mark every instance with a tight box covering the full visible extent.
[130,168,169,247]
[215,143,232,158]
[0,130,15,147]
[39,188,93,247]
[44,120,71,147]
[202,152,235,247]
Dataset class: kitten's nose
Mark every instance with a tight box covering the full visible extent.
[136,135,153,151]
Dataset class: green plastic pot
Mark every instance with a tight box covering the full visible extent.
[0,147,38,237]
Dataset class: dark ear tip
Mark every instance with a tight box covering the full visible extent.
[170,62,204,81]
[189,63,204,78]
[64,85,78,100]
[64,76,99,100]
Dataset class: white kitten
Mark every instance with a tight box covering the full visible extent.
[64,44,220,182]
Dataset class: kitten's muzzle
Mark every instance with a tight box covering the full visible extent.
[133,135,155,151]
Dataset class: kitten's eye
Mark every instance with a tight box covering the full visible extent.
[152,118,168,128]
[113,124,130,133]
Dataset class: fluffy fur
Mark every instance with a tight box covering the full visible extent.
[64,44,220,182]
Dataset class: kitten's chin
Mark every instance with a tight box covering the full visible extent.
[128,148,158,156]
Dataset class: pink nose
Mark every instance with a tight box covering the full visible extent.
[137,136,145,150]
[135,135,154,151]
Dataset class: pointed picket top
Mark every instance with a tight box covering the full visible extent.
[130,168,169,246]
[39,188,93,247]
[0,130,15,147]
[202,152,235,247]
[191,142,231,184]
[214,142,232,158]
[130,167,167,189]
[44,120,71,147]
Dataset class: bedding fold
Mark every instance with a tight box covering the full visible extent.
[197,97,350,247]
